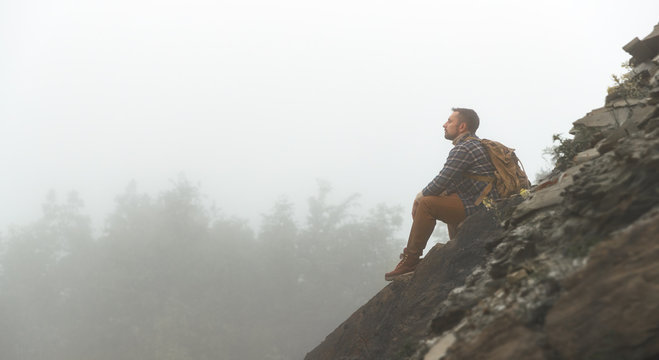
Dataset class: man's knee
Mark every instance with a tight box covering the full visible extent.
[417,195,445,214]
[418,195,464,222]
[418,195,444,207]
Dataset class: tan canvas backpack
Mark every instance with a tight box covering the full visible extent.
[466,138,531,205]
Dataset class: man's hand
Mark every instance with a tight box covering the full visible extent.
[412,192,424,217]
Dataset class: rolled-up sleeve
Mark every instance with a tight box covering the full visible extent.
[422,145,474,196]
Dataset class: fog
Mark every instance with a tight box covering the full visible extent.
[1,0,658,358]
[3,0,658,232]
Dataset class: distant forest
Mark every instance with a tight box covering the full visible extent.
[0,180,404,360]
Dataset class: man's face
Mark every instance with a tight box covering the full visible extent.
[443,112,465,140]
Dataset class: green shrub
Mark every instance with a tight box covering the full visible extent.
[547,130,594,171]
[607,62,650,101]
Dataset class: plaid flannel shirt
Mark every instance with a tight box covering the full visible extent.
[421,133,498,215]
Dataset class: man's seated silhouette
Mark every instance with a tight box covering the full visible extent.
[385,107,498,281]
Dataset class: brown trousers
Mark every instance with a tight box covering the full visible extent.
[406,194,466,255]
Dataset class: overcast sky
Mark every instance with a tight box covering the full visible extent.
[2,0,658,233]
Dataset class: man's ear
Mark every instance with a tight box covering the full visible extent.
[458,121,468,132]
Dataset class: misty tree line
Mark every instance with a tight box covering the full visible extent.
[0,180,403,360]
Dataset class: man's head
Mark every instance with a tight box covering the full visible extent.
[443,107,479,140]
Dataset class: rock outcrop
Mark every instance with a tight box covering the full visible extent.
[305,24,659,360]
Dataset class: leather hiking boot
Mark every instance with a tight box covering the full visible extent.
[385,249,420,281]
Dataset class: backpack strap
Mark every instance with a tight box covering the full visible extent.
[465,173,495,206]
[463,136,498,206]
[465,174,494,182]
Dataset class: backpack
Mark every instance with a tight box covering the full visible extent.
[466,138,531,205]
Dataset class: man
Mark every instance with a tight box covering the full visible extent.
[385,108,498,281]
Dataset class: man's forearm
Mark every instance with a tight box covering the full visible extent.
[423,145,473,196]
[422,172,449,196]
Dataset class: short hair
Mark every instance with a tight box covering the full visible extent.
[451,107,480,133]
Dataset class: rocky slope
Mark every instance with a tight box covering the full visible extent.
[305,24,659,360]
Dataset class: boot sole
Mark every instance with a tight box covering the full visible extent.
[385,271,414,281]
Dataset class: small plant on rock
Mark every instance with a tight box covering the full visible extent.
[545,125,598,172]
[547,134,584,171]
[607,62,650,102]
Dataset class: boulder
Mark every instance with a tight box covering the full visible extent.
[545,209,659,360]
